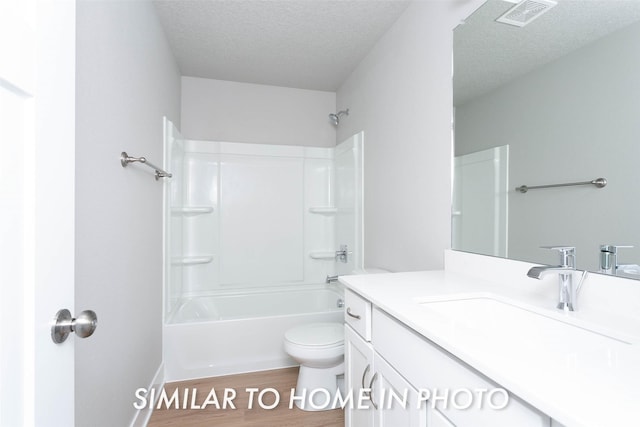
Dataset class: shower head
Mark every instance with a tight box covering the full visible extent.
[329,109,349,126]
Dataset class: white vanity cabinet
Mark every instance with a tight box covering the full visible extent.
[344,289,552,427]
[372,352,428,427]
[344,289,427,427]
[345,325,375,427]
[344,289,375,427]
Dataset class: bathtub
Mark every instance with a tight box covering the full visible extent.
[164,285,344,381]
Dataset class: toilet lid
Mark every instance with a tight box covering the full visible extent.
[285,322,344,347]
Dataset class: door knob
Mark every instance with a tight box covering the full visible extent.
[51,309,98,344]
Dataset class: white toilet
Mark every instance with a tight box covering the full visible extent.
[283,322,344,411]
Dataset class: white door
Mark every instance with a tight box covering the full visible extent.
[0,1,76,425]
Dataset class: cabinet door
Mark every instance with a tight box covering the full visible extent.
[345,325,375,427]
[373,353,427,427]
[373,308,550,427]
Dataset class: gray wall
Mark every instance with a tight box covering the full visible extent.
[181,76,336,147]
[455,20,640,271]
[179,1,487,273]
[336,0,484,272]
[75,1,181,425]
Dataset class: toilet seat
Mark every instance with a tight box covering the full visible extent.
[284,322,343,348]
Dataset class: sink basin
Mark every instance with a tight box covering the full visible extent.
[416,297,632,364]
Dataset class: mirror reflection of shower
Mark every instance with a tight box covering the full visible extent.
[329,108,349,126]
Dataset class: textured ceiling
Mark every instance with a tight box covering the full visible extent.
[454,0,640,106]
[153,0,411,91]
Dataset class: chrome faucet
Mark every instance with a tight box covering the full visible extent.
[599,244,633,275]
[527,246,580,311]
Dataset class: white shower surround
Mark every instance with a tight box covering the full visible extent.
[163,122,363,380]
[166,139,351,308]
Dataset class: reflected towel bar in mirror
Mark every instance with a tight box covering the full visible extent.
[120,151,172,180]
[516,177,606,193]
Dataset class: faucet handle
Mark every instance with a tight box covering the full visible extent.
[540,246,576,268]
[540,245,575,251]
[600,244,633,253]
[599,245,633,274]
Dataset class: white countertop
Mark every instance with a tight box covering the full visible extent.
[340,270,640,427]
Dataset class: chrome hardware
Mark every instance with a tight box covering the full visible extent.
[335,244,352,263]
[368,372,379,410]
[326,275,339,284]
[361,365,377,409]
[51,309,98,344]
[599,244,634,275]
[346,307,361,319]
[539,245,576,268]
[527,246,579,311]
[337,298,345,309]
[329,109,349,126]
[121,151,172,181]
[361,364,370,390]
[516,177,606,193]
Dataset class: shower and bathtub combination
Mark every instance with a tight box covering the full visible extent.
[162,118,364,382]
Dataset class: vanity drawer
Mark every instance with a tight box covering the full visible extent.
[372,308,549,427]
[344,289,372,341]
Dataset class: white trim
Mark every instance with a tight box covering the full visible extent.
[129,363,165,427]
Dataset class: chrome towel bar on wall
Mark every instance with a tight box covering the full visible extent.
[516,177,607,193]
[120,151,172,180]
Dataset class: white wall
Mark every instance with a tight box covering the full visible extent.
[455,20,640,272]
[75,1,180,426]
[181,77,336,147]
[336,0,484,272]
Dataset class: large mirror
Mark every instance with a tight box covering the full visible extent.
[452,0,640,278]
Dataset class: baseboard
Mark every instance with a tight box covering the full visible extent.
[166,357,297,383]
[129,362,164,427]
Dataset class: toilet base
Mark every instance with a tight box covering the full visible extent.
[293,362,344,411]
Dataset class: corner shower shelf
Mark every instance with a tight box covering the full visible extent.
[308,206,337,214]
[171,256,214,266]
[309,251,336,260]
[171,206,214,216]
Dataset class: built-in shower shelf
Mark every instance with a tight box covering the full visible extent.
[308,206,337,214]
[309,251,336,260]
[171,206,214,216]
[171,256,214,266]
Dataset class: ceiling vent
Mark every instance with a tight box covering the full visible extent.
[496,0,558,27]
